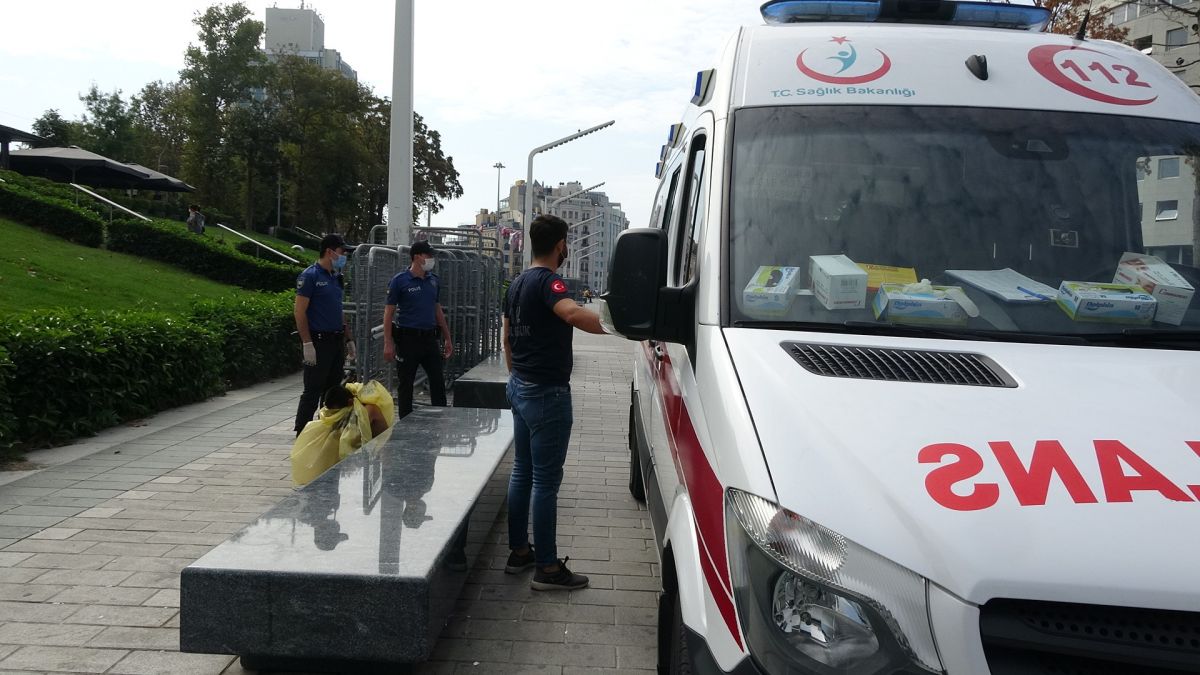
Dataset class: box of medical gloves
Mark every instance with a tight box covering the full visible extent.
[872,283,969,325]
[810,255,867,310]
[1057,281,1156,324]
[1113,253,1194,325]
[743,266,801,317]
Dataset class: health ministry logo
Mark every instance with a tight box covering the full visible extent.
[797,36,892,85]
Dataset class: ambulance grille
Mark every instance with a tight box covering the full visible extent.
[980,599,1200,674]
[784,343,1015,387]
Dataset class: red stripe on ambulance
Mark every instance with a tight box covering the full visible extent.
[644,342,745,650]
[920,440,1200,510]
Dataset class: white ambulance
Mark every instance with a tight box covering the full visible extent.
[600,0,1200,673]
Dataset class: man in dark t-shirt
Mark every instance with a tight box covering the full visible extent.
[502,214,606,591]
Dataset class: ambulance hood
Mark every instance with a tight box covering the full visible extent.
[723,328,1200,609]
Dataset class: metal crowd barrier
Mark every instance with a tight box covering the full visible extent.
[344,226,504,399]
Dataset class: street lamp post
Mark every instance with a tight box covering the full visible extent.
[492,161,505,264]
[523,120,615,269]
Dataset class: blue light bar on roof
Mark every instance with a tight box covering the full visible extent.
[692,69,716,106]
[667,123,685,147]
[760,0,1050,31]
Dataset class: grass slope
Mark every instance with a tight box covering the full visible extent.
[0,217,251,314]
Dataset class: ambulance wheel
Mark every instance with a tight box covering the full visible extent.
[628,403,646,503]
[668,590,693,675]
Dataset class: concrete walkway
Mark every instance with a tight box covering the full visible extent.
[0,329,650,675]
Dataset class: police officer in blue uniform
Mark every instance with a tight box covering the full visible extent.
[383,240,454,419]
[293,233,356,435]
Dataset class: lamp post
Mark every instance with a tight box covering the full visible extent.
[523,120,614,269]
[492,161,505,258]
[568,241,603,283]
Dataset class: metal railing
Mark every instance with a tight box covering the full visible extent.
[69,183,152,222]
[214,223,301,264]
[345,227,504,398]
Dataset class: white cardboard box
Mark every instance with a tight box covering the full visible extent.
[1112,252,1195,326]
[743,266,801,317]
[872,283,969,325]
[1057,281,1157,324]
[810,255,867,310]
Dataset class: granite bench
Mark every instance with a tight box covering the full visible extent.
[179,406,513,672]
[451,356,510,410]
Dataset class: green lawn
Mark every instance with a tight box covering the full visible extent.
[0,217,253,314]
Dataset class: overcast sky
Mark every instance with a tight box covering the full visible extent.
[0,0,762,231]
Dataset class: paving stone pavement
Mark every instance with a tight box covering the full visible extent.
[0,327,652,675]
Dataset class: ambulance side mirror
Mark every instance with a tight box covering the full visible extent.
[602,228,669,341]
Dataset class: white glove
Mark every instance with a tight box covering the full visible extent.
[345,341,357,362]
[302,342,317,366]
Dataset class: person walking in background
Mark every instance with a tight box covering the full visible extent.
[186,204,205,234]
[293,233,356,436]
[502,214,607,591]
[382,240,453,419]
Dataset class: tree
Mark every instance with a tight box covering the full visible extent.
[412,112,464,224]
[31,110,82,148]
[179,2,267,215]
[78,85,138,161]
[131,80,191,176]
[1037,0,1129,42]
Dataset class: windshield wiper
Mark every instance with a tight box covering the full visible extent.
[730,320,1089,345]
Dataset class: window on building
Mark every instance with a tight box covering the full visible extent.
[1156,199,1179,220]
[1133,35,1152,51]
[1167,27,1188,51]
[1159,156,1181,179]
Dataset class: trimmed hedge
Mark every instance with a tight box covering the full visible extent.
[190,292,300,389]
[0,181,105,247]
[0,346,14,454]
[0,292,301,454]
[0,310,225,448]
[108,218,300,292]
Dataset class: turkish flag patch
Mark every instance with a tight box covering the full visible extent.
[551,280,568,294]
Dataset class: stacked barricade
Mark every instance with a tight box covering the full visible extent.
[345,227,503,399]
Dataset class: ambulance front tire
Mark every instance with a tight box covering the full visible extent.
[628,399,646,503]
[668,589,693,675]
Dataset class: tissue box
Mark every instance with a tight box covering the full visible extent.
[1113,252,1194,326]
[743,266,801,317]
[856,263,918,292]
[1057,281,1156,324]
[872,283,969,325]
[810,255,867,310]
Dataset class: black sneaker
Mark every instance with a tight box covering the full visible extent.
[531,557,589,591]
[505,546,535,574]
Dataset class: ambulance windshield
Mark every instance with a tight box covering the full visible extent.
[729,105,1200,345]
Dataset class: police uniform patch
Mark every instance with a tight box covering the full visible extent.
[551,280,568,294]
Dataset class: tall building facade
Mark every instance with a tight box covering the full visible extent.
[1103,0,1199,265]
[264,6,358,80]
[500,180,629,292]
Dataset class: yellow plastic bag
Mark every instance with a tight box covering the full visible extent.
[335,380,395,461]
[290,380,396,486]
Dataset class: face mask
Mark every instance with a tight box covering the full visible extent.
[557,243,569,267]
[333,254,347,271]
[422,257,436,272]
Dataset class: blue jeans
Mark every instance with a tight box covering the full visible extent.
[506,373,573,566]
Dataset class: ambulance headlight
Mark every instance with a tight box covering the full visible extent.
[726,489,942,674]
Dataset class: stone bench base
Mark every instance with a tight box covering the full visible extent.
[452,357,509,410]
[180,407,513,668]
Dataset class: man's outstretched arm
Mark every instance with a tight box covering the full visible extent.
[552,299,606,335]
